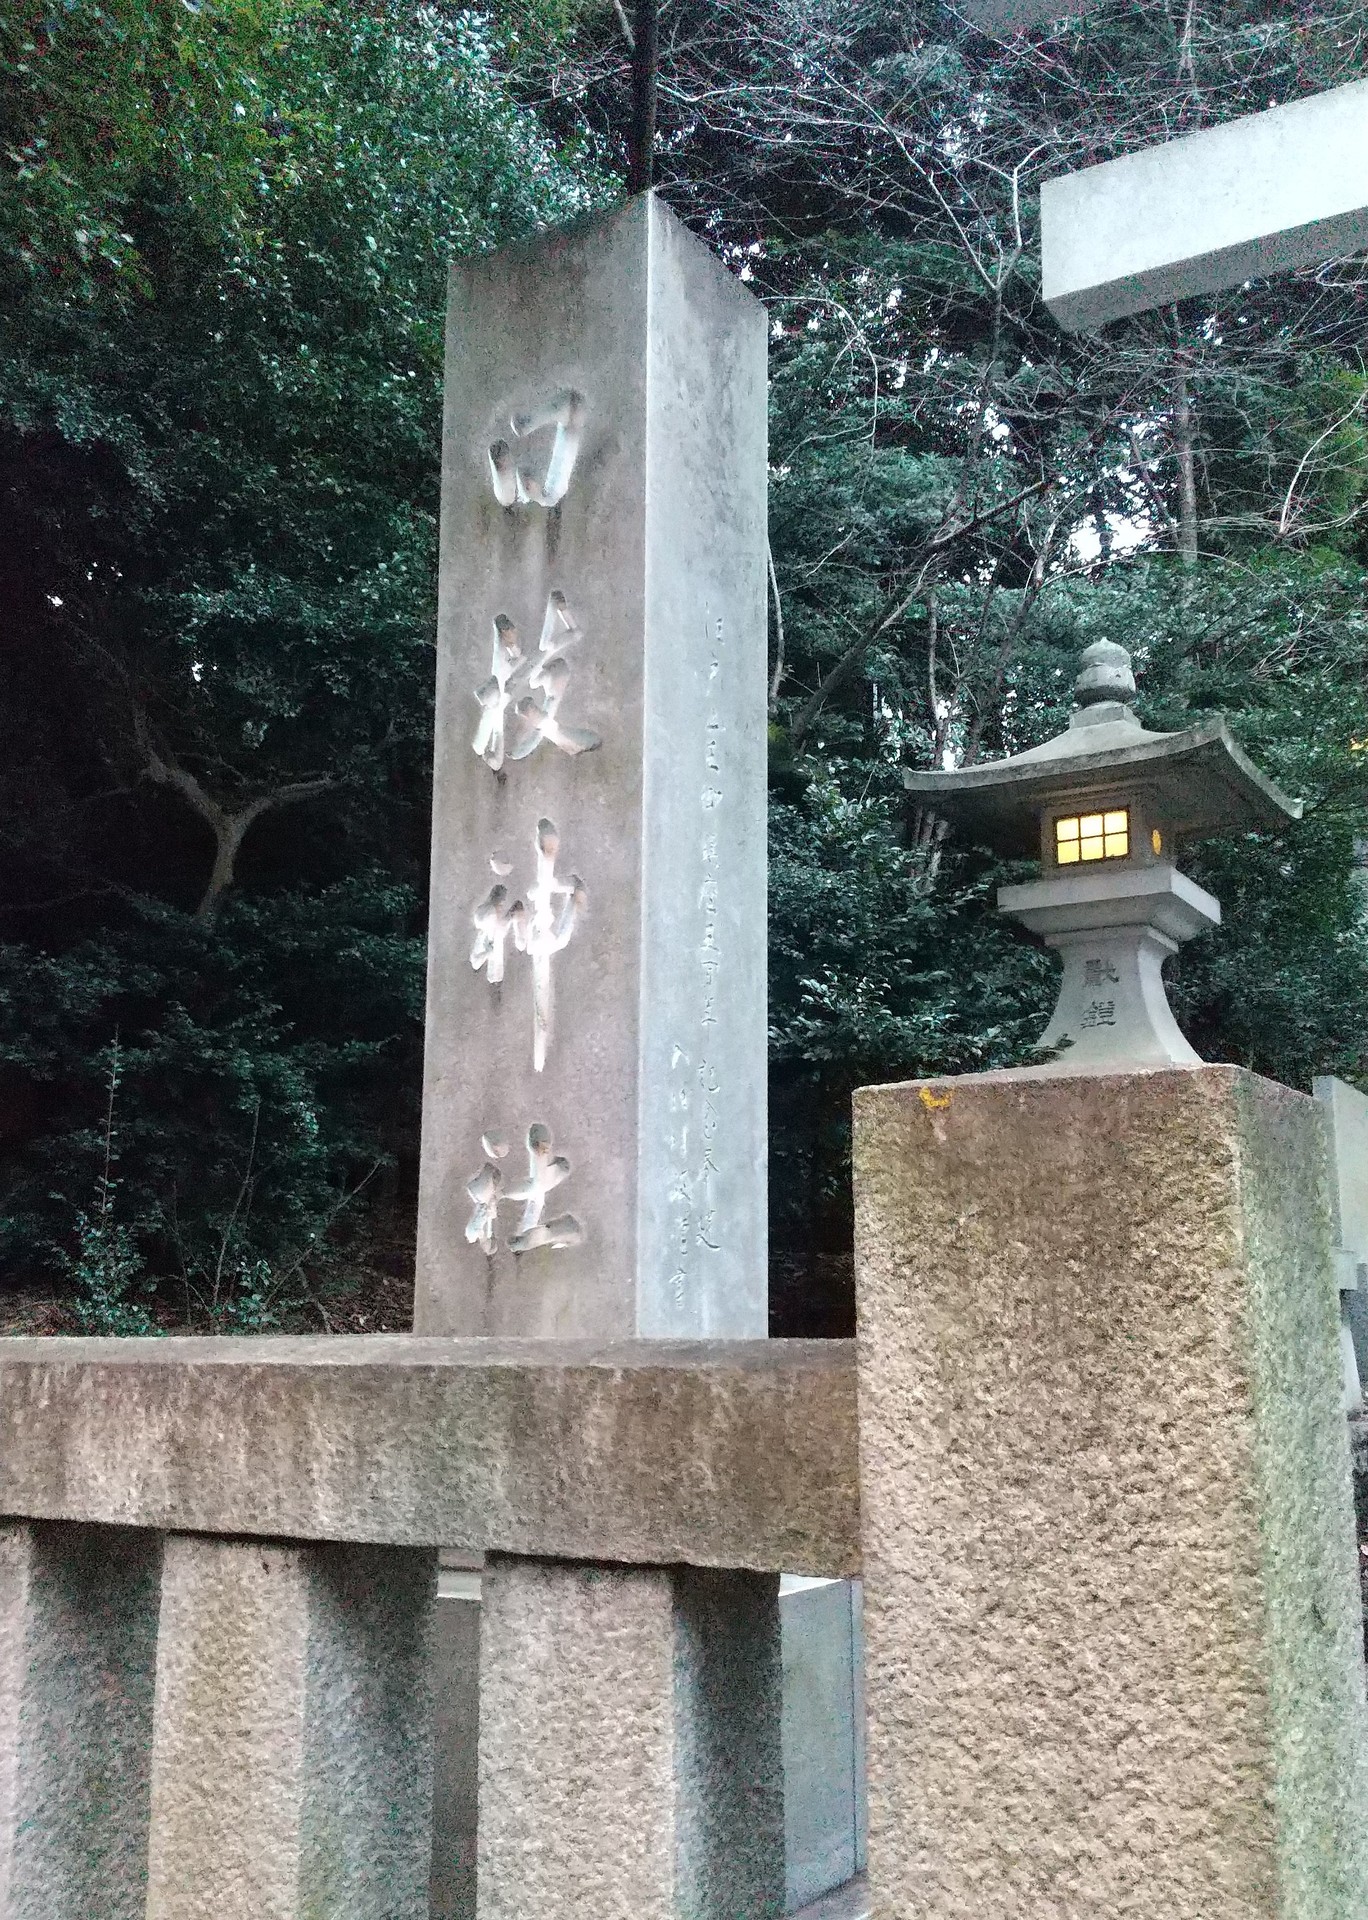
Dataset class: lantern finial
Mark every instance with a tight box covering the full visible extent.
[1074,640,1136,709]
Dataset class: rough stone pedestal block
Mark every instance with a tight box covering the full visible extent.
[0,1521,161,1919]
[853,1064,1368,1919]
[145,1534,437,1920]
[477,1556,784,1919]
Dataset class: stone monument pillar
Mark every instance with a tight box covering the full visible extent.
[415,197,789,1920]
[415,193,768,1341]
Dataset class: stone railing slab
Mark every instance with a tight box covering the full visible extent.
[0,1336,858,1577]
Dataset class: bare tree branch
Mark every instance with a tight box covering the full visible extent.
[133,708,333,922]
[789,477,1056,748]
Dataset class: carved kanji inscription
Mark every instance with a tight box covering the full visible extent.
[469,817,586,1073]
[463,1122,585,1256]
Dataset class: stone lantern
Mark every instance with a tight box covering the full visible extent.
[904,642,1302,1067]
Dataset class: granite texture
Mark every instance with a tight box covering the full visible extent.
[145,1534,436,1920]
[1236,1071,1368,1916]
[1315,1075,1368,1398]
[781,1577,865,1909]
[790,1877,868,1920]
[0,1336,856,1575]
[419,191,768,1339]
[672,1567,785,1918]
[853,1064,1368,1918]
[0,1521,160,1919]
[476,1557,783,1919]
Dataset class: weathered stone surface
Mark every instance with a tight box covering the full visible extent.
[1316,1074,1368,1406]
[0,1336,857,1575]
[999,864,1218,1068]
[853,1064,1368,1918]
[146,1534,436,1920]
[1042,80,1368,331]
[673,1566,786,1918]
[1317,1073,1368,1265]
[0,1521,160,1919]
[427,1565,870,1920]
[419,191,768,1340]
[477,1556,783,1919]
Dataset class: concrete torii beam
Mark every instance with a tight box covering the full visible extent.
[961,0,1099,27]
[1043,79,1368,331]
[961,4,1368,331]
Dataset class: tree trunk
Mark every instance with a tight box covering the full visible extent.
[133,710,333,924]
[1173,357,1199,569]
[196,811,253,924]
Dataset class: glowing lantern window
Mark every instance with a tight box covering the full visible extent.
[1055,808,1130,865]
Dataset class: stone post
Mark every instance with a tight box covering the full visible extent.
[1315,1074,1368,1409]
[853,1065,1368,1918]
[145,1534,437,1920]
[415,191,768,1341]
[476,1555,784,1919]
[430,1567,482,1920]
[0,1521,161,1919]
[416,191,801,1916]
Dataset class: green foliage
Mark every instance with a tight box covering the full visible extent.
[769,770,1054,1243]
[1073,556,1368,1087]
[0,0,297,300]
[566,0,1368,1263]
[0,0,601,1312]
[57,1040,161,1335]
[63,1201,160,1336]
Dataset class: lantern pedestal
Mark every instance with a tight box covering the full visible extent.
[999,863,1219,1069]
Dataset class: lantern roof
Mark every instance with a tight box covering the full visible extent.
[903,642,1302,858]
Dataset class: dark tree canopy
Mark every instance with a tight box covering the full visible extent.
[0,0,595,1325]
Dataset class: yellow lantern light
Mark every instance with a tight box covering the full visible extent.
[1054,808,1129,866]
